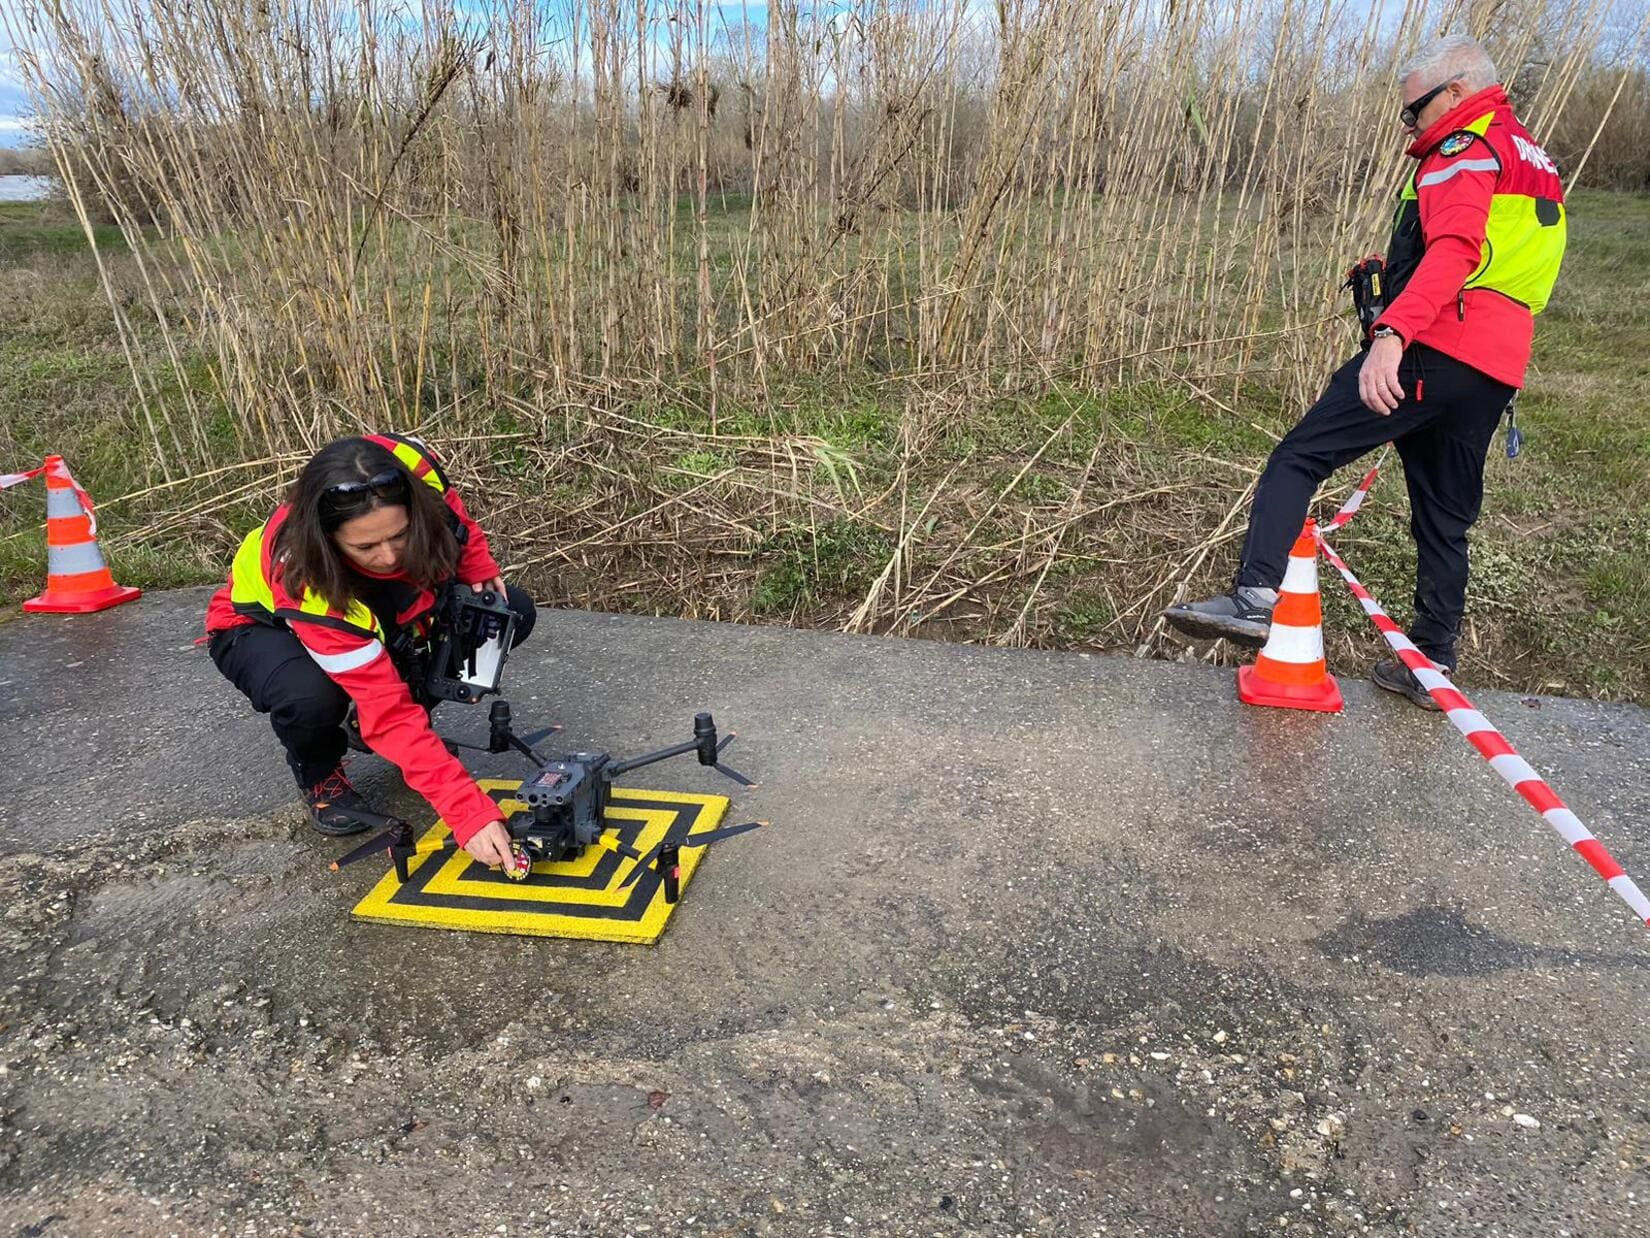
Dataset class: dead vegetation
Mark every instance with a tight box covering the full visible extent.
[1,1,1647,694]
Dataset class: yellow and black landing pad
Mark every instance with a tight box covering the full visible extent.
[350,779,729,943]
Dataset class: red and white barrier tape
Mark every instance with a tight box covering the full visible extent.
[1320,448,1387,538]
[50,459,99,535]
[0,458,98,534]
[0,465,46,490]
[1312,525,1650,927]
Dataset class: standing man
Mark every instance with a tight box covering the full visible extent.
[1164,34,1566,708]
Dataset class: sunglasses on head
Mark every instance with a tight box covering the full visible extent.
[1401,76,1461,129]
[320,468,409,511]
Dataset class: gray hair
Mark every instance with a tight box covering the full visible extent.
[1401,35,1499,94]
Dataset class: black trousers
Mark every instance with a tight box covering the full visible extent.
[210,585,537,788]
[1236,343,1513,670]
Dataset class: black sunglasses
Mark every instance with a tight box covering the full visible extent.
[320,468,409,511]
[1401,76,1460,129]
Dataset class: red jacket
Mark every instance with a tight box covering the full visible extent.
[206,450,506,846]
[1374,86,1567,389]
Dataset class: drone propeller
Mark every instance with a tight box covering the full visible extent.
[709,732,758,788]
[327,806,419,871]
[437,703,563,766]
[617,820,769,890]
[685,818,769,848]
[329,825,409,871]
[441,735,549,766]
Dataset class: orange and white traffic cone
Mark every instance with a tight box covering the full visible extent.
[21,456,141,614]
[1236,518,1342,713]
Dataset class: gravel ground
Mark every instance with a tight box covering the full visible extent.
[4,806,1647,1237]
[2,600,1648,1235]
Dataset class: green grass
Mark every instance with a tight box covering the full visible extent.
[752,520,893,616]
[0,202,126,259]
[0,201,250,606]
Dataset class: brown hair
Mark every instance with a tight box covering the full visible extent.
[274,437,460,612]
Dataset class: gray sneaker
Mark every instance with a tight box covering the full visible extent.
[1372,657,1444,711]
[1163,587,1277,647]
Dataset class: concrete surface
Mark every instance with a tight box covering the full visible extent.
[0,589,1647,1236]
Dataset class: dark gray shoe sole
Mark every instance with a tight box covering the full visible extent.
[308,818,376,838]
[1163,606,1270,648]
[1372,660,1443,711]
[307,807,376,837]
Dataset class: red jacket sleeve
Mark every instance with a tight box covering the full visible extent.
[1376,140,1500,345]
[444,486,503,585]
[291,619,504,845]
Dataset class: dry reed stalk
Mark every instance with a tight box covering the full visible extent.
[16,0,1621,469]
[6,0,1643,648]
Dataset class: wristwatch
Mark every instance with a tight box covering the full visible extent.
[1372,325,1401,341]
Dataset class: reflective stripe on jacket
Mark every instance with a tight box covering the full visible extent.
[1375,85,1567,389]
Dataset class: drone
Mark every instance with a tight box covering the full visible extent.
[332,586,766,902]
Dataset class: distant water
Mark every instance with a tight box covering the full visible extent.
[0,175,54,202]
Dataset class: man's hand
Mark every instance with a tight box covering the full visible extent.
[1358,334,1406,415]
[471,575,507,598]
[463,819,521,872]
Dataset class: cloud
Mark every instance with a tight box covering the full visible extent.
[0,50,27,105]
[0,31,35,138]
[0,15,23,84]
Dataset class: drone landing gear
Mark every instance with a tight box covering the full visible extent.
[329,810,423,883]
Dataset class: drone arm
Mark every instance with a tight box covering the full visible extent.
[607,738,698,777]
[507,734,546,766]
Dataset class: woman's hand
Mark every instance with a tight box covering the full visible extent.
[472,575,507,598]
[463,819,522,873]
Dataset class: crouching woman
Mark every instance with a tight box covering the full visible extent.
[204,433,533,869]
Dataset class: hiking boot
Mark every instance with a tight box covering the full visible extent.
[303,767,380,836]
[1372,657,1444,711]
[1163,586,1278,647]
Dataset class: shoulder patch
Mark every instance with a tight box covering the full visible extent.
[1439,133,1475,157]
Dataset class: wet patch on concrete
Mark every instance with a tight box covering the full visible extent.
[4,816,1649,1235]
[1311,906,1650,978]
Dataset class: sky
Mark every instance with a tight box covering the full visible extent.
[0,0,782,149]
[0,70,27,149]
[0,0,31,149]
[0,2,1643,152]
